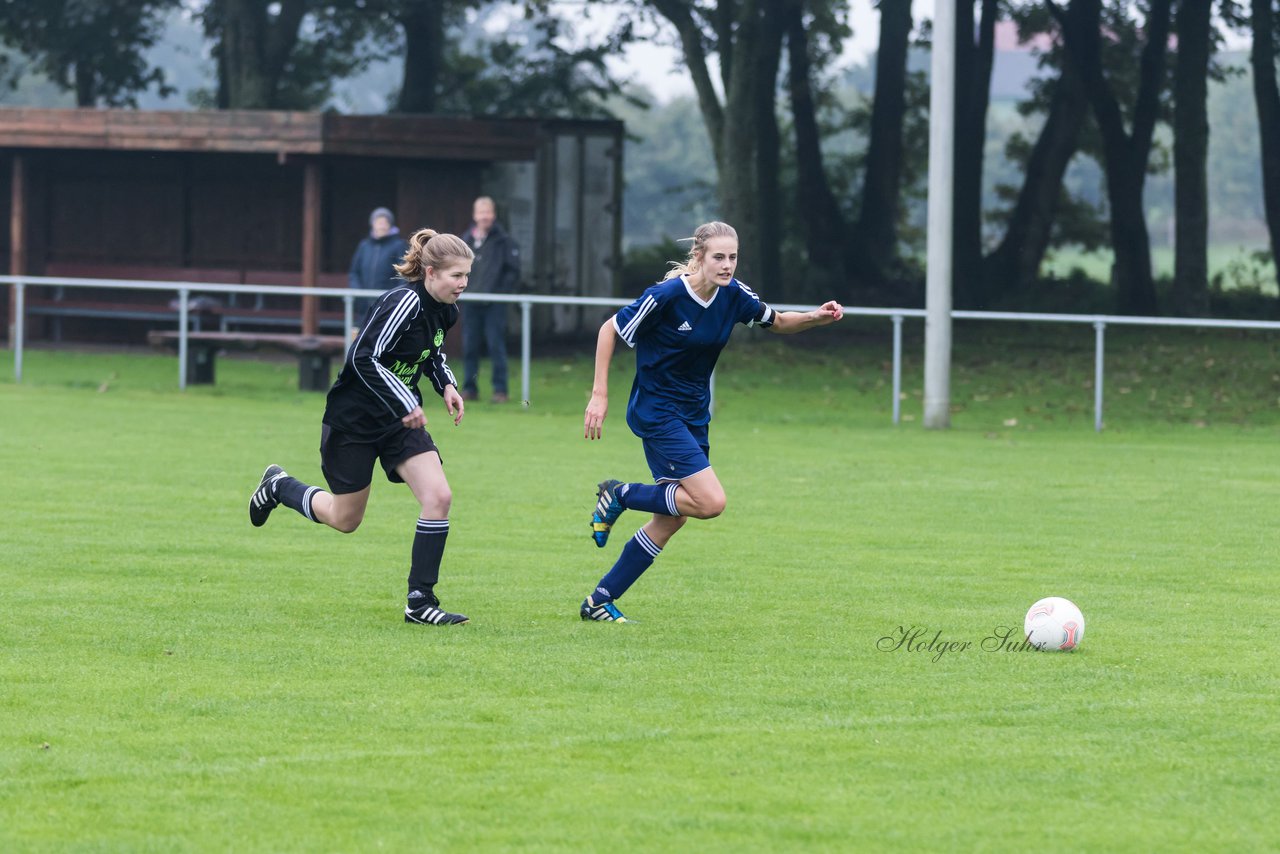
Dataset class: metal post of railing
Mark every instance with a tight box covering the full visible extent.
[13,281,25,383]
[892,314,904,425]
[343,293,354,339]
[520,300,532,406]
[1094,320,1106,433]
[178,288,190,392]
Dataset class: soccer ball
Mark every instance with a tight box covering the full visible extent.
[1024,596,1085,652]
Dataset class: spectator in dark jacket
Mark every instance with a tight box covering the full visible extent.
[348,207,410,292]
[460,196,521,402]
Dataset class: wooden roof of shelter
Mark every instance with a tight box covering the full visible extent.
[1,107,624,340]
[0,107,541,161]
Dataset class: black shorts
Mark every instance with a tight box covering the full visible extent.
[319,424,441,494]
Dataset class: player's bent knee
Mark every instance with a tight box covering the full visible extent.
[331,517,362,534]
[420,487,452,516]
[686,493,726,519]
[326,505,366,533]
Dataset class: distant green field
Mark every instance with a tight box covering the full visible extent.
[1042,244,1278,294]
[2,330,1278,850]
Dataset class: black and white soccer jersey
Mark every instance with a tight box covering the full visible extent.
[323,282,458,439]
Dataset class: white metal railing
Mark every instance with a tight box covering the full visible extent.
[6,274,1280,431]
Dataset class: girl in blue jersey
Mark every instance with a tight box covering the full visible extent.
[579,221,844,621]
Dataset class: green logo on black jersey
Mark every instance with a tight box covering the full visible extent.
[388,349,432,387]
[434,329,445,348]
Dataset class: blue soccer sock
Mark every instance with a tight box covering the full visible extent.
[275,476,323,523]
[618,482,681,517]
[592,529,663,602]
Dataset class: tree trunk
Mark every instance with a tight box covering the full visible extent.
[1251,0,1280,275]
[395,0,444,114]
[852,0,913,297]
[1173,0,1212,313]
[1109,160,1156,313]
[751,0,786,291]
[650,0,726,168]
[714,0,737,96]
[718,1,761,279]
[216,0,306,109]
[652,0,782,289]
[74,63,95,107]
[983,61,1088,296]
[784,0,849,296]
[951,0,999,308]
[1056,0,1170,314]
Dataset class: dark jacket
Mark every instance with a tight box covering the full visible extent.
[460,221,521,294]
[348,231,410,291]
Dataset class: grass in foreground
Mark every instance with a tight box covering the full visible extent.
[1,333,1278,850]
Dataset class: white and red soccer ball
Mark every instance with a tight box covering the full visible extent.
[1024,596,1086,652]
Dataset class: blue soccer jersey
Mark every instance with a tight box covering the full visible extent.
[613,275,775,433]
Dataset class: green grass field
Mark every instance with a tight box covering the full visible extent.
[1042,244,1279,295]
[2,326,1279,850]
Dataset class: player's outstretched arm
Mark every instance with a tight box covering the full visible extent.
[584,317,617,440]
[767,300,845,334]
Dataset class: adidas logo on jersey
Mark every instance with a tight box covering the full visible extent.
[677,321,692,332]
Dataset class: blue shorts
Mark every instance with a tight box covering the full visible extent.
[638,420,710,483]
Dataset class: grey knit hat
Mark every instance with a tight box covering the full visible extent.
[369,207,396,226]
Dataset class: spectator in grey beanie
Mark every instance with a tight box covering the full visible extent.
[348,207,410,291]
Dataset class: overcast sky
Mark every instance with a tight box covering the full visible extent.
[585,1,1248,102]
[567,0,936,100]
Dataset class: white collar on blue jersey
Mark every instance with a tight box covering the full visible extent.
[680,274,721,308]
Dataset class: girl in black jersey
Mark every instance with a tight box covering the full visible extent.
[248,229,473,626]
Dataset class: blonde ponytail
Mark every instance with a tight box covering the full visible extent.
[394,228,475,281]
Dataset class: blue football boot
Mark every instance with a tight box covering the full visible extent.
[580,594,628,623]
[590,479,625,548]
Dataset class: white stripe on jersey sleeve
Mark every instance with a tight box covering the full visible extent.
[373,292,422,411]
[354,288,421,414]
[374,361,419,411]
[439,352,457,388]
[617,294,657,347]
[374,290,419,358]
[427,351,457,394]
[348,299,403,417]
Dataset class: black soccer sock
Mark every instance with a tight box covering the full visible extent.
[275,476,322,523]
[408,519,449,604]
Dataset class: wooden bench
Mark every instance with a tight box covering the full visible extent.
[217,306,348,333]
[147,331,349,391]
[27,296,223,341]
[29,263,354,338]
[27,293,348,336]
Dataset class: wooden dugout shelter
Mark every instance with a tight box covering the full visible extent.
[0,107,623,342]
